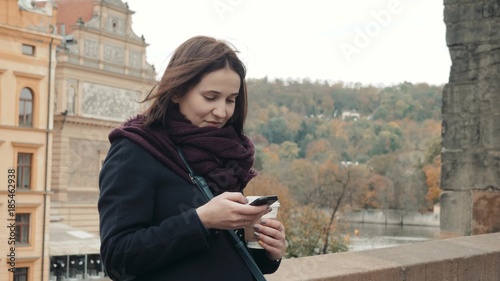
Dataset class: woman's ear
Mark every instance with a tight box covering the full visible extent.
[171,96,179,104]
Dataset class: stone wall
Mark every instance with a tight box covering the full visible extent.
[267,232,500,281]
[441,0,500,235]
[342,210,440,227]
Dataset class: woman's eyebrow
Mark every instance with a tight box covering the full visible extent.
[203,90,239,96]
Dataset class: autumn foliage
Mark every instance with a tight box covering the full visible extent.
[243,79,443,258]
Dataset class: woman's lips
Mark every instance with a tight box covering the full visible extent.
[205,121,222,127]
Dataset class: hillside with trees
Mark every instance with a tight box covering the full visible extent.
[242,78,443,257]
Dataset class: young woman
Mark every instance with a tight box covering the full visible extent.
[98,36,286,280]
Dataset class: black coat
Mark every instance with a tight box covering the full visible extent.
[98,138,280,281]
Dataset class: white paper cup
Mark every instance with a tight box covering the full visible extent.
[245,196,280,249]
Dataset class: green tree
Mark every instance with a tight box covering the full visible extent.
[279,141,300,160]
[259,116,289,144]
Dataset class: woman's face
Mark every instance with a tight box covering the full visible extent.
[173,68,241,128]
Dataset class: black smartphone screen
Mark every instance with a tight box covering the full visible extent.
[249,195,278,206]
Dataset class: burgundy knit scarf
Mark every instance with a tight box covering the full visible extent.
[108,111,257,195]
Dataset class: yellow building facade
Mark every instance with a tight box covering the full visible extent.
[0,1,61,281]
[1,0,156,280]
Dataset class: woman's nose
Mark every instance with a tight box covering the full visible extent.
[212,102,227,118]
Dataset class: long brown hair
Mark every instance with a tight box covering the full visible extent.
[142,36,248,134]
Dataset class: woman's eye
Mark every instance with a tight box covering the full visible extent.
[227,99,236,104]
[204,96,216,101]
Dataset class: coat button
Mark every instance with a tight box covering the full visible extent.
[211,229,220,236]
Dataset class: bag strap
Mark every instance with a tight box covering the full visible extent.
[177,148,267,281]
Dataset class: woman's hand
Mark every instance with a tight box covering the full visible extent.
[253,219,286,261]
[196,192,270,230]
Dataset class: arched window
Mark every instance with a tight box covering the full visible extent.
[19,88,33,127]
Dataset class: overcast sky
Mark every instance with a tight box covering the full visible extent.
[125,0,451,86]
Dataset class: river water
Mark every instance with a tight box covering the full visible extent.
[344,222,441,252]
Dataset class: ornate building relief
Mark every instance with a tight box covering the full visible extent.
[129,51,141,68]
[84,39,99,58]
[67,87,75,115]
[103,44,125,64]
[68,43,79,55]
[66,79,78,115]
[81,82,140,121]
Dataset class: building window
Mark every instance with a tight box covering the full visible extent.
[22,44,35,56]
[13,267,29,281]
[15,214,30,245]
[50,255,107,280]
[69,255,85,279]
[17,153,32,189]
[87,254,104,278]
[50,256,67,280]
[19,88,33,127]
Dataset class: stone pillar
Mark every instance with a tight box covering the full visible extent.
[441,0,500,236]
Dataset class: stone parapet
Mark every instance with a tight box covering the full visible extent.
[267,232,500,281]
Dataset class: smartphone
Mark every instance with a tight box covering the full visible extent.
[249,195,278,206]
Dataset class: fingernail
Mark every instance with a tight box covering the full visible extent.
[267,207,272,213]
[260,219,267,224]
[253,231,260,237]
[243,197,249,204]
[253,224,259,230]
